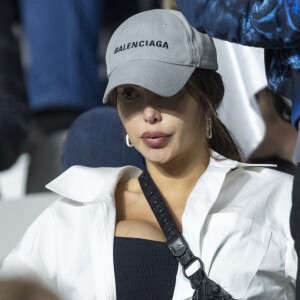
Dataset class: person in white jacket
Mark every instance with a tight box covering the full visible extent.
[0,9,297,300]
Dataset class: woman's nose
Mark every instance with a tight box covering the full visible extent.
[143,105,162,124]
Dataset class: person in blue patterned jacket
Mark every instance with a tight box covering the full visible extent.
[174,0,300,297]
[175,0,300,133]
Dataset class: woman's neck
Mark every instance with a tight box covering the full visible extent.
[145,147,210,207]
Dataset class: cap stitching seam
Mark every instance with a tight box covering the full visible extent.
[108,58,198,76]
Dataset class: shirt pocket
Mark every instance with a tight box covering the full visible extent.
[201,212,271,299]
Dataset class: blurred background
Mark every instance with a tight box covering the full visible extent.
[0,0,160,200]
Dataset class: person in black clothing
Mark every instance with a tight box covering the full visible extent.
[0,0,29,172]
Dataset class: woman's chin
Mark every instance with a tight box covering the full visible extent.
[143,150,174,165]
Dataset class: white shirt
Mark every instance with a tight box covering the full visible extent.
[215,40,267,158]
[0,152,297,299]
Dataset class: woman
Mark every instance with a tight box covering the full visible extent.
[0,9,296,300]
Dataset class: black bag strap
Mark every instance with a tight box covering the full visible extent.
[138,170,234,300]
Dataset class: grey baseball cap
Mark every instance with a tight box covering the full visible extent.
[103,9,218,103]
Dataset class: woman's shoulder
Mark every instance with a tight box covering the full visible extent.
[212,153,293,198]
[229,165,293,189]
[224,165,293,210]
[219,166,293,236]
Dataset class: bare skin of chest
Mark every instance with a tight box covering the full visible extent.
[114,178,185,242]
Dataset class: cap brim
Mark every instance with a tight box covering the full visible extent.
[103,60,196,103]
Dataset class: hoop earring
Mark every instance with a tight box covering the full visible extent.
[126,134,134,147]
[207,118,212,139]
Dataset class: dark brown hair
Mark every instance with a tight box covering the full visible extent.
[185,68,242,161]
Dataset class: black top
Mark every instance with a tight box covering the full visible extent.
[113,236,179,300]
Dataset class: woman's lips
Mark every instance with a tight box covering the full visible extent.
[141,131,171,148]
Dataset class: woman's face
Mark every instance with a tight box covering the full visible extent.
[116,85,207,165]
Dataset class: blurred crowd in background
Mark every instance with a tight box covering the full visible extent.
[0,0,159,196]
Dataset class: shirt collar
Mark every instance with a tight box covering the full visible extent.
[45,151,273,204]
[45,165,142,203]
